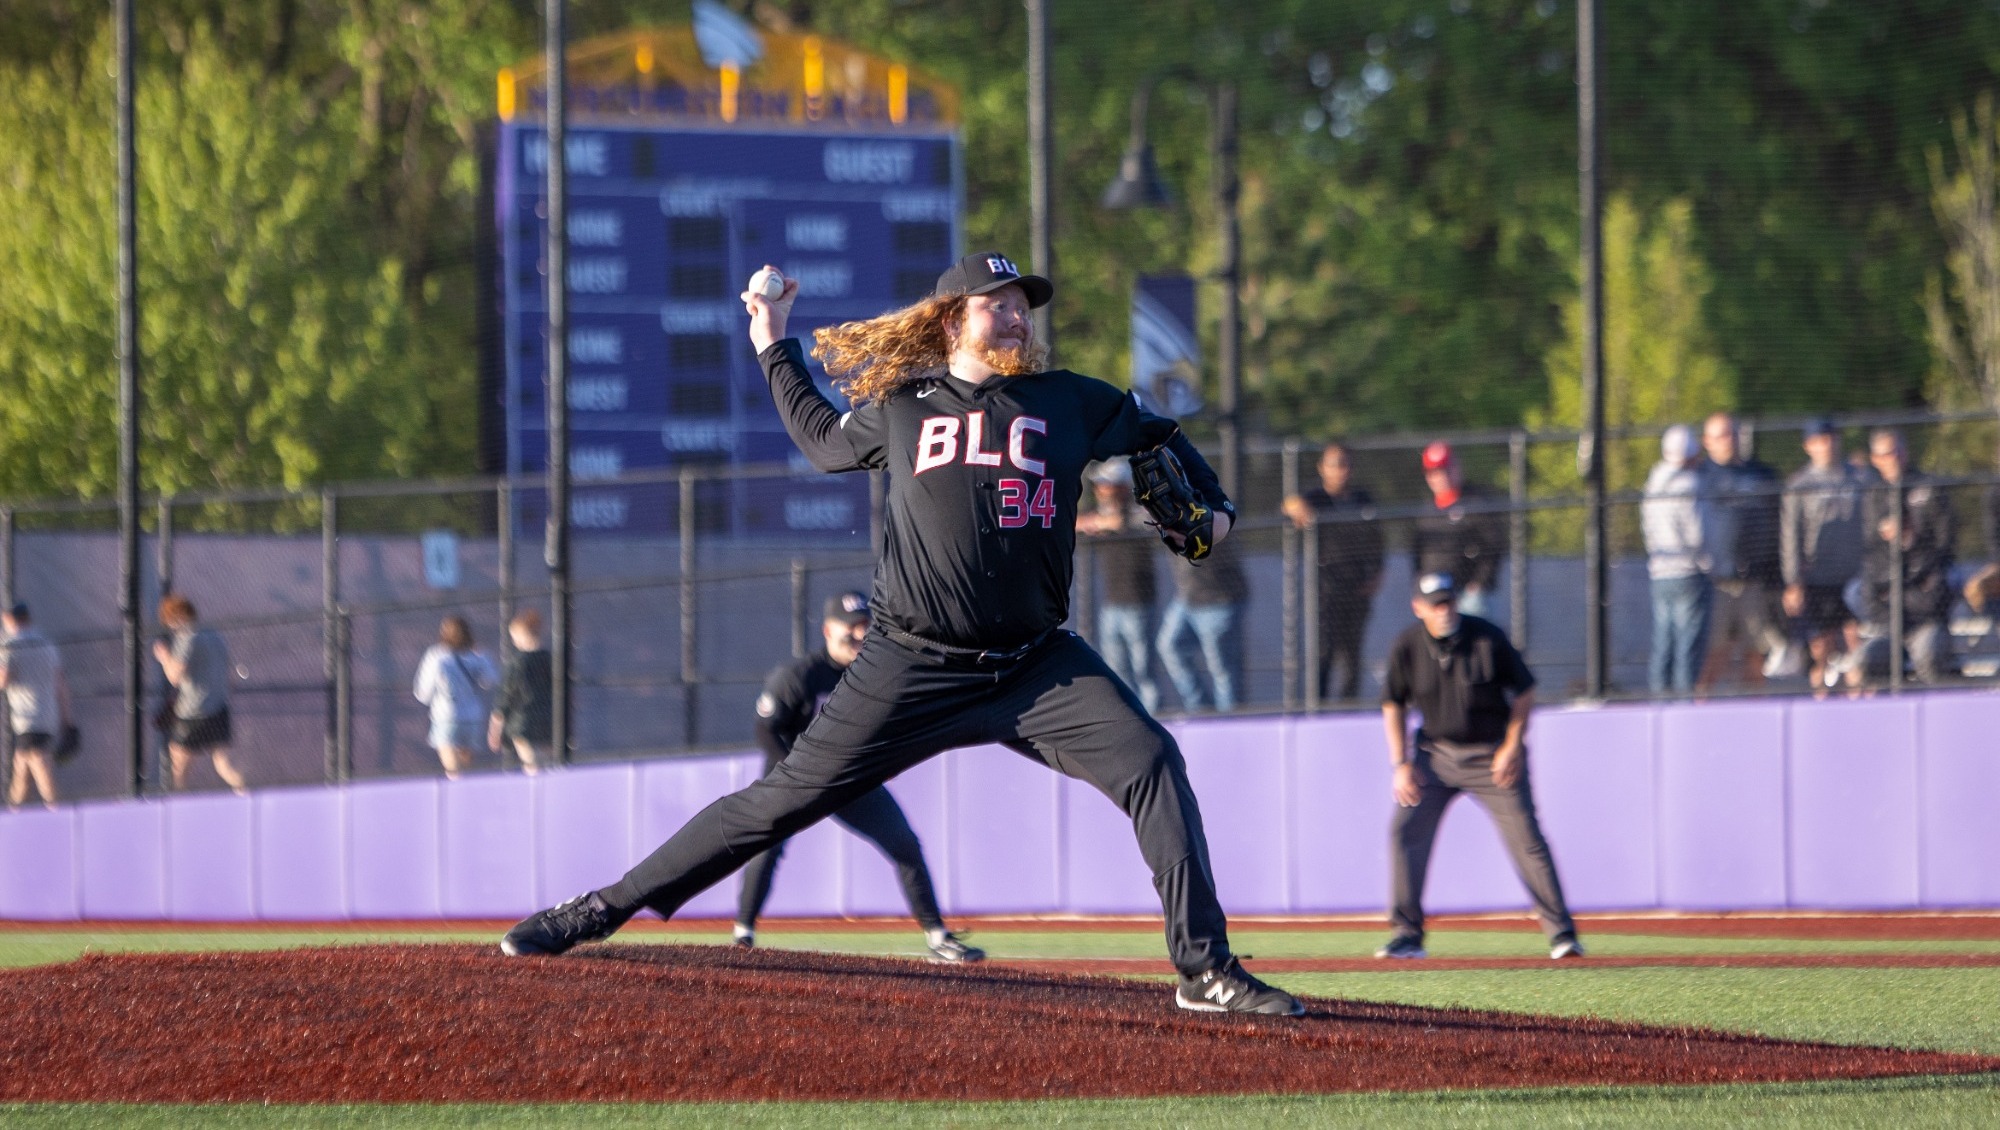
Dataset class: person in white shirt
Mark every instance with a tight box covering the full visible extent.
[414,615,498,780]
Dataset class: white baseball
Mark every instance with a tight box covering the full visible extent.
[749,267,786,301]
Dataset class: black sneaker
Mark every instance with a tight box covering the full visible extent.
[1175,958,1305,1016]
[1375,935,1427,960]
[925,931,986,963]
[499,891,623,957]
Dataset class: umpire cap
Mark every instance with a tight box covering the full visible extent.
[823,591,871,627]
[934,252,1054,309]
[1413,572,1458,605]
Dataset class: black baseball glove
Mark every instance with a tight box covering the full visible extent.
[1131,441,1217,562]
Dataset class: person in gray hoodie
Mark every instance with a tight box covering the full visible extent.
[1780,419,1868,684]
[1642,424,1717,695]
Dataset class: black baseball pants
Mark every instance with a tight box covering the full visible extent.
[735,754,945,932]
[1389,736,1576,944]
[602,630,1234,976]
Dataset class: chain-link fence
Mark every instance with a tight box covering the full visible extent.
[11,408,2000,804]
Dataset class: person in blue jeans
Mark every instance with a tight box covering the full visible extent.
[1076,458,1161,711]
[1642,424,1718,696]
[1157,539,1247,712]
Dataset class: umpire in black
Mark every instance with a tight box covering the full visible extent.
[735,591,981,963]
[1377,571,1584,961]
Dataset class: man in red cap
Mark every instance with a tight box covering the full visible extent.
[1410,442,1505,618]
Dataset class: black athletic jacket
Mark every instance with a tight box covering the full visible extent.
[760,338,1231,650]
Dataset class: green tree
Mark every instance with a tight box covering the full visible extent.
[1925,91,2000,417]
[1526,193,1736,549]
[0,30,425,497]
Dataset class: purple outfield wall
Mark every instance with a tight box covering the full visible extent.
[4,691,1999,921]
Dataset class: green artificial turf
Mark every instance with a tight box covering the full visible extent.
[1280,967,2000,1055]
[2,1076,1997,1128]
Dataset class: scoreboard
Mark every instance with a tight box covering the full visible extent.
[496,122,962,535]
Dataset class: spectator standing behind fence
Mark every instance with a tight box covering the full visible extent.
[1157,538,1248,713]
[1075,458,1161,712]
[152,595,247,795]
[1781,420,1869,690]
[1377,572,1584,962]
[1283,442,1385,701]
[1699,412,1792,687]
[488,609,553,775]
[2,603,69,810]
[1411,441,1504,618]
[1642,425,1718,697]
[1858,429,1957,683]
[415,615,497,781]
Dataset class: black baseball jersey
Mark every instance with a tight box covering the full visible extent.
[1382,615,1535,745]
[760,338,1232,650]
[752,650,843,760]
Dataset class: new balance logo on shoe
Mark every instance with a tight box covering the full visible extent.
[1174,958,1304,1017]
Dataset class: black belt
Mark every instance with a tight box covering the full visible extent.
[883,627,1053,665]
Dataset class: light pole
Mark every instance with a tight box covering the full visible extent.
[1101,78,1243,498]
[1578,0,1608,696]
[545,0,574,762]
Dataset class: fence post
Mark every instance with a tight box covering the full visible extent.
[151,496,176,795]
[1889,482,1904,693]
[1280,440,1300,710]
[1302,515,1322,712]
[335,608,353,782]
[790,557,809,659]
[1509,430,1530,651]
[497,478,515,633]
[322,489,340,783]
[680,468,699,748]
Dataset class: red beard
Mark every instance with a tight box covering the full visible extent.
[978,339,1048,376]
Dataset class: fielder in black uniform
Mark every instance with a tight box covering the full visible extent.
[503,250,1303,1016]
[734,591,982,963]
[1377,571,1584,960]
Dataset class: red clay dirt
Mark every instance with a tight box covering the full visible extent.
[0,943,1993,1103]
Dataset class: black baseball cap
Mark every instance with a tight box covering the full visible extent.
[933,251,1053,309]
[1803,418,1836,439]
[823,591,871,626]
[1413,572,1458,605]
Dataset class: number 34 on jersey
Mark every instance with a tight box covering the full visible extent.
[912,411,1058,529]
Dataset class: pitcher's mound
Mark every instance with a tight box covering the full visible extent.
[1,943,1992,1102]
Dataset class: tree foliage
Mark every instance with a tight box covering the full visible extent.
[1926,91,2000,417]
[2,0,1998,501]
